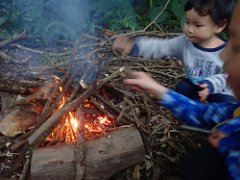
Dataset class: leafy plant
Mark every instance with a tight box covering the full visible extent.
[171,0,186,29]
[0,1,22,36]
[0,0,186,42]
[89,0,139,31]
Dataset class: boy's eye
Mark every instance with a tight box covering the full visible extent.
[196,24,203,27]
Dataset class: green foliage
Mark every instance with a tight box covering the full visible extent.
[89,0,139,31]
[0,0,186,41]
[171,0,186,29]
[15,0,91,41]
[0,1,21,36]
[139,0,185,31]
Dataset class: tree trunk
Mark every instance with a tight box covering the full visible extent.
[31,126,145,180]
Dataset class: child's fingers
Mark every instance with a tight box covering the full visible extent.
[127,71,149,79]
[198,83,208,88]
[198,88,209,100]
[208,131,227,148]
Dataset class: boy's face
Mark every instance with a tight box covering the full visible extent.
[221,2,240,99]
[184,9,224,46]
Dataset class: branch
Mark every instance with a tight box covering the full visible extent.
[144,0,171,31]
[0,31,26,48]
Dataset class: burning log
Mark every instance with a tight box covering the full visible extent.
[31,126,145,180]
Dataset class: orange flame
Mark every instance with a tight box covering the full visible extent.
[45,77,114,145]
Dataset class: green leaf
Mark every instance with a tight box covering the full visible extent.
[149,6,170,23]
[0,17,7,26]
[171,0,186,21]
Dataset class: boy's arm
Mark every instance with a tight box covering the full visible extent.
[131,35,185,59]
[216,116,240,134]
[159,90,238,128]
[124,71,238,128]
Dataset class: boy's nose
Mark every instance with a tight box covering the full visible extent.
[187,26,194,34]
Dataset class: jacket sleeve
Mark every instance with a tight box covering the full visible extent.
[217,135,240,179]
[216,116,240,134]
[159,89,238,128]
[131,35,185,59]
[202,73,229,94]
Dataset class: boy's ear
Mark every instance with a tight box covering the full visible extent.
[216,19,228,33]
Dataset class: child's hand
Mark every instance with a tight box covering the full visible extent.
[208,130,227,148]
[124,71,168,100]
[198,83,209,101]
[112,36,134,55]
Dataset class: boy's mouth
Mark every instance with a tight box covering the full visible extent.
[188,35,196,41]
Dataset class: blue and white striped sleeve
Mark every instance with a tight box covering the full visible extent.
[159,90,238,128]
[218,135,240,180]
[216,117,240,134]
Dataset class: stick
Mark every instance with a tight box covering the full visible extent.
[0,31,26,48]
[93,93,135,125]
[75,106,86,180]
[19,154,31,180]
[178,125,211,134]
[10,44,71,57]
[28,84,96,146]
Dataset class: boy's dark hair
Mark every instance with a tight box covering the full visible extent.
[184,0,236,27]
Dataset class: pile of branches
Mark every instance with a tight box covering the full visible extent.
[0,31,204,180]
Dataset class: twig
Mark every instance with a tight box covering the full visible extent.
[0,31,26,48]
[19,154,31,180]
[10,43,71,57]
[144,0,171,31]
[116,96,130,123]
[97,66,126,87]
[90,96,115,119]
[111,0,172,40]
[0,51,11,62]
[75,106,86,180]
[137,62,185,79]
[28,83,96,146]
[112,31,181,39]
[93,93,135,125]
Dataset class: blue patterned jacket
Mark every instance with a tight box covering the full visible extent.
[160,90,240,180]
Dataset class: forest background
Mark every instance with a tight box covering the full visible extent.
[0,0,186,42]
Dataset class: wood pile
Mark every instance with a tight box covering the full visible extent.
[0,31,201,180]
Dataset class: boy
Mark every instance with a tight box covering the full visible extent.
[113,0,237,102]
[123,0,240,178]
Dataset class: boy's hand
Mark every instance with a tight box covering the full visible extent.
[112,36,134,55]
[124,71,168,100]
[208,130,227,148]
[198,83,209,101]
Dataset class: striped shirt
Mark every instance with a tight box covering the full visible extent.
[159,90,240,179]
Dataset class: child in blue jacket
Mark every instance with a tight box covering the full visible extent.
[124,0,240,179]
[113,0,237,103]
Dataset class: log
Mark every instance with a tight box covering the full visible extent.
[31,126,145,180]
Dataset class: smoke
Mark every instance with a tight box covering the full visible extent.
[9,0,139,84]
[14,0,140,44]
[15,0,90,43]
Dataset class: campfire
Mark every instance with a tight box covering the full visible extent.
[43,77,115,145]
[0,31,191,180]
[45,101,115,145]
